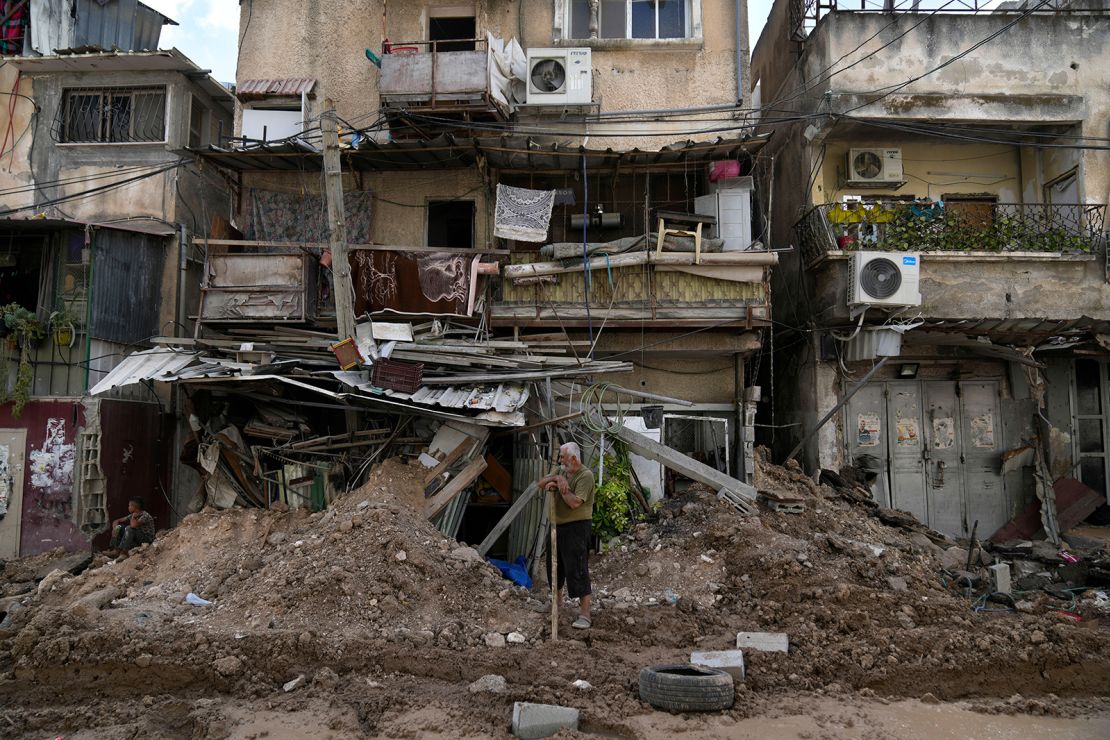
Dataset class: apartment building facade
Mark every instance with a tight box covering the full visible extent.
[752,0,1110,538]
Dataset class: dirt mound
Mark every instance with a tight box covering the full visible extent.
[1,454,1110,737]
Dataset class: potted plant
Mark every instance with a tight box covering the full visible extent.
[50,304,78,348]
[0,303,44,418]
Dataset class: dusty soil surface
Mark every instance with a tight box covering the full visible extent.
[2,456,1109,738]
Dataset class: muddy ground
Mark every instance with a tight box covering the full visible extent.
[2,457,1109,738]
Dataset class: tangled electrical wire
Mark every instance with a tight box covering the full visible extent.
[578,382,629,435]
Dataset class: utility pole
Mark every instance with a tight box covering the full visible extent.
[321,98,357,340]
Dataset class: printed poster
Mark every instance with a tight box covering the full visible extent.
[932,417,955,449]
[857,413,881,448]
[971,413,995,449]
[896,417,920,446]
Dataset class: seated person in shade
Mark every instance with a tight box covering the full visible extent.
[108,496,155,554]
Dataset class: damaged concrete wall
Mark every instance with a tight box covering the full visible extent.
[235,0,751,151]
[240,169,490,248]
[807,253,1109,326]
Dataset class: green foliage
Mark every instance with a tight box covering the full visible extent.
[827,204,1096,254]
[592,446,632,541]
[11,345,32,418]
[0,304,43,418]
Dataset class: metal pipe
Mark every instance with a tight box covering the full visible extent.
[177,224,188,338]
[735,0,744,104]
[786,356,891,465]
[598,103,744,119]
[603,384,695,408]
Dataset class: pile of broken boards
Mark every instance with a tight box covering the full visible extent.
[91,318,630,515]
[818,468,1110,617]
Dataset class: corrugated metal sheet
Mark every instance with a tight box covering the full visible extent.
[29,0,77,56]
[194,135,770,174]
[89,348,199,395]
[74,0,175,53]
[331,372,530,413]
[508,451,549,564]
[89,229,167,345]
[237,78,317,101]
[433,493,468,540]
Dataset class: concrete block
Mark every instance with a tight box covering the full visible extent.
[690,649,746,681]
[736,631,789,653]
[512,702,579,739]
[989,563,1012,595]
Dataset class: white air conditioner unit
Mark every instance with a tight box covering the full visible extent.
[525,48,592,105]
[848,251,922,308]
[846,148,903,185]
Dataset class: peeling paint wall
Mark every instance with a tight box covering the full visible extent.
[235,1,751,151]
[0,401,87,556]
[752,7,1110,470]
[241,168,490,250]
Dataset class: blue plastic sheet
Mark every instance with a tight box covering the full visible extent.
[488,555,533,589]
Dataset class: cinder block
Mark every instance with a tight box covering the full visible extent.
[735,631,789,653]
[989,563,1012,595]
[512,702,579,739]
[690,649,746,681]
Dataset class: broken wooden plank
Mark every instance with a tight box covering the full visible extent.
[613,425,758,504]
[423,438,473,485]
[475,482,540,556]
[425,456,488,519]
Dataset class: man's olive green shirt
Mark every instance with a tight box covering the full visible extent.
[553,465,596,525]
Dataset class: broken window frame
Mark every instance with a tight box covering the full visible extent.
[57,86,167,144]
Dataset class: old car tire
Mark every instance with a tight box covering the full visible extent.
[638,664,734,712]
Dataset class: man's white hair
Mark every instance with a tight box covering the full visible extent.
[560,441,582,462]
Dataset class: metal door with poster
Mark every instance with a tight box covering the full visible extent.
[846,380,1004,538]
[846,383,889,507]
[924,382,963,536]
[887,382,928,523]
[0,430,27,559]
[960,382,1005,537]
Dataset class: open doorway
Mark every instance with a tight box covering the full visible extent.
[429,11,476,53]
[662,415,730,496]
[427,200,475,249]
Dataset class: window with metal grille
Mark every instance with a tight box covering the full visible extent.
[58,87,167,143]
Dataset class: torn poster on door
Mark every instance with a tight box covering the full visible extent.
[932,417,955,449]
[0,443,9,519]
[857,414,881,447]
[971,413,995,449]
[896,417,920,446]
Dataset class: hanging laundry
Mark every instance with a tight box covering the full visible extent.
[0,0,27,55]
[494,184,556,242]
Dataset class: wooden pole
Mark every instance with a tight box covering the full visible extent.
[320,99,357,341]
[549,488,558,642]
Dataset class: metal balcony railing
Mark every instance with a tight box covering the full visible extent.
[796,201,1107,264]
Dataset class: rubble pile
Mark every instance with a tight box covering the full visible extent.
[0,453,1109,736]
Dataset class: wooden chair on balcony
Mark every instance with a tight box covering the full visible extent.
[655,210,717,265]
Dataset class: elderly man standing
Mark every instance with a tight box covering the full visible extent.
[538,441,596,630]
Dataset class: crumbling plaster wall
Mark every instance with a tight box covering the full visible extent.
[240,169,491,248]
[801,12,1110,215]
[810,254,1109,325]
[235,1,750,151]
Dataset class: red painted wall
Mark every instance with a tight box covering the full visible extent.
[0,400,87,557]
[0,398,170,557]
[92,400,172,550]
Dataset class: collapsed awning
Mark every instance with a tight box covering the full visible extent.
[90,348,531,427]
[191,133,770,173]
